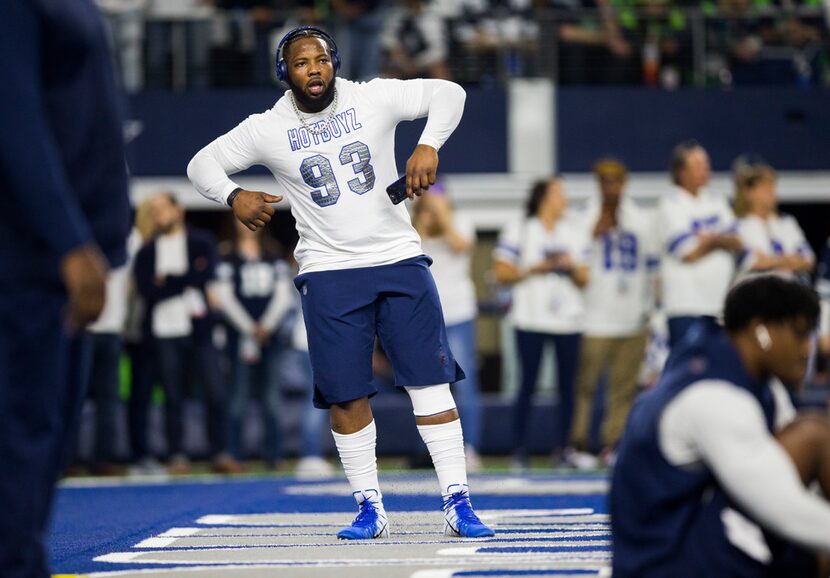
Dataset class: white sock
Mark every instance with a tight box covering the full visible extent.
[416,419,468,496]
[331,420,383,505]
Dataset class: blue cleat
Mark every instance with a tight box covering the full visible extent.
[442,484,495,538]
[336,491,389,540]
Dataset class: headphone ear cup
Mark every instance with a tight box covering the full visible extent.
[331,50,341,74]
[276,59,287,82]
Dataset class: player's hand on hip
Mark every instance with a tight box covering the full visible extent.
[60,243,109,333]
[405,144,438,199]
[232,189,283,231]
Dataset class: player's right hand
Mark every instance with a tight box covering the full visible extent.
[60,243,109,333]
[405,144,438,199]
[232,189,283,231]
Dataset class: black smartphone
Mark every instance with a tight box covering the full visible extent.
[386,175,408,205]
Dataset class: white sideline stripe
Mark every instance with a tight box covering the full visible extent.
[410,570,456,578]
[197,515,235,525]
[478,508,594,520]
[154,525,609,537]
[93,552,610,566]
[141,530,609,543]
[492,515,609,523]
[436,543,611,556]
[133,537,178,548]
[81,562,609,577]
[95,552,143,563]
[191,511,607,528]
[159,528,200,537]
[437,547,478,556]
[116,534,613,550]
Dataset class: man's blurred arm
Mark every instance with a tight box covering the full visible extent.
[0,1,95,260]
[0,1,107,328]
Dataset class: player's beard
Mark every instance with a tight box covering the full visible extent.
[290,78,336,114]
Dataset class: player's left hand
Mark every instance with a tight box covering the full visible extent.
[405,144,438,199]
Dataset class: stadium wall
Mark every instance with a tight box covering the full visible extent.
[127,84,830,232]
[126,85,830,176]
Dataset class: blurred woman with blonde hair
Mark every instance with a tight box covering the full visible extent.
[732,157,814,281]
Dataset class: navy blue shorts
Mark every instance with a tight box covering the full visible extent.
[294,256,465,409]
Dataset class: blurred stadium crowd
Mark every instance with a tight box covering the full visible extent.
[69,0,830,479]
[97,0,830,92]
[73,138,830,478]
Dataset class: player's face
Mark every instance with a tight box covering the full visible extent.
[286,37,336,112]
[766,317,814,387]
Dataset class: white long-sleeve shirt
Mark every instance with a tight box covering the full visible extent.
[493,215,591,334]
[188,77,466,274]
[658,185,738,317]
[736,213,815,279]
[659,380,830,553]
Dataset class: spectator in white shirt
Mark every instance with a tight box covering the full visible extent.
[569,159,659,468]
[733,159,815,282]
[493,177,590,469]
[133,192,240,475]
[659,140,743,349]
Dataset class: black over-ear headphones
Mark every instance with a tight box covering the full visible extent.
[275,26,341,83]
